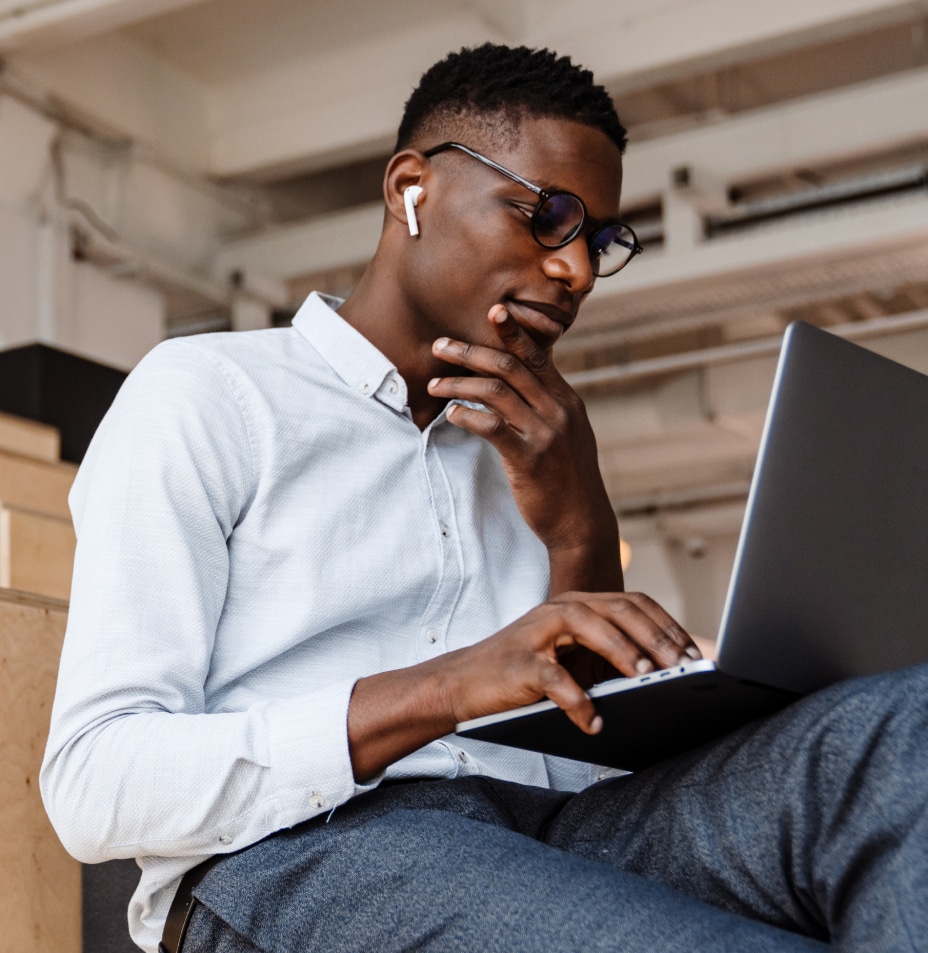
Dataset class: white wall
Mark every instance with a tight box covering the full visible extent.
[58,258,164,370]
[0,205,37,348]
[0,93,165,369]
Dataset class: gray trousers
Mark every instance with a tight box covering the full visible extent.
[183,663,928,952]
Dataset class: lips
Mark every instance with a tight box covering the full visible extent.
[506,299,575,345]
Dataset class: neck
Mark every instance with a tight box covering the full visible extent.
[338,254,453,430]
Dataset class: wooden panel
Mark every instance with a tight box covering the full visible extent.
[0,412,60,463]
[0,589,80,953]
[0,449,76,520]
[0,506,77,602]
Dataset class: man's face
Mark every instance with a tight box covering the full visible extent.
[410,115,624,352]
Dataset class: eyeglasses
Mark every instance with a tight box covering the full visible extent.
[423,142,642,278]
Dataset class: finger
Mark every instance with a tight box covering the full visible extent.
[543,600,665,679]
[574,591,701,666]
[614,591,702,661]
[533,659,603,735]
[432,336,550,406]
[428,375,540,436]
[558,644,621,690]
[442,403,517,445]
[488,306,566,390]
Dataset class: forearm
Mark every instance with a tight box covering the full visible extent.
[348,657,458,782]
[428,307,625,597]
[41,682,365,862]
[547,493,624,596]
[548,539,623,596]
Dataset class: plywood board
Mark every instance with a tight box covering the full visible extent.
[0,412,60,463]
[0,449,76,520]
[0,506,76,602]
[0,589,80,953]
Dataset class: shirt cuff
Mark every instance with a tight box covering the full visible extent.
[262,678,382,831]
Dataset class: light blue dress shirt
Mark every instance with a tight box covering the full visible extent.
[41,292,600,952]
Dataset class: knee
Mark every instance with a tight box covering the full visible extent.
[791,663,928,789]
[812,662,928,726]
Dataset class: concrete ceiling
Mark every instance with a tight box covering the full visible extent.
[2,0,927,516]
[4,0,927,178]
[121,0,464,85]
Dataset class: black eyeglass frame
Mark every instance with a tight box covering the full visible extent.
[422,141,642,277]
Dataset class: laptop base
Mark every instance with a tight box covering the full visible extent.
[458,669,798,772]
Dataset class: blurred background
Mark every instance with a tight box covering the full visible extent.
[1,0,928,641]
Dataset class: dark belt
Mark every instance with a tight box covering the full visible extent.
[158,854,226,953]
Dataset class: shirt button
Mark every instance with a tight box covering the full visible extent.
[426,628,438,643]
[218,834,232,845]
[388,378,398,394]
[440,524,450,537]
[358,382,370,394]
[309,793,325,810]
[457,751,468,764]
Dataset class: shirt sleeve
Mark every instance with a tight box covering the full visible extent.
[40,339,378,864]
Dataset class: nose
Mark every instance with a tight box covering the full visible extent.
[541,236,596,295]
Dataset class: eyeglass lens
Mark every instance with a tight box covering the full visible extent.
[589,223,639,277]
[533,193,584,246]
[533,194,639,277]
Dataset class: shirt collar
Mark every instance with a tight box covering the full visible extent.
[292,292,408,412]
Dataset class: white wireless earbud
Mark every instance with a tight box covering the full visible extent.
[404,185,424,237]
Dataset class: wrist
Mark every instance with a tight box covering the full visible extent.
[547,522,623,595]
[348,659,459,782]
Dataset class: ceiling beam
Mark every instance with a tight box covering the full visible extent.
[592,198,928,306]
[0,0,213,53]
[530,0,928,95]
[620,68,928,206]
[212,203,384,285]
[207,13,498,179]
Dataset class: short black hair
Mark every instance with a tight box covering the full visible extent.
[395,43,627,155]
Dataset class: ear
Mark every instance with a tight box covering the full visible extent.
[384,150,428,234]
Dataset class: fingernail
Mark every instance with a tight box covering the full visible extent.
[434,337,450,350]
[635,658,654,675]
[428,378,441,390]
[590,715,604,734]
[488,305,508,324]
[686,646,702,660]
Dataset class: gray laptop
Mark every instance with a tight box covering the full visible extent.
[457,320,928,770]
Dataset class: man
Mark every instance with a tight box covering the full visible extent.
[42,44,928,953]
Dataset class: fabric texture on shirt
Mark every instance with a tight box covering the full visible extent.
[40,292,600,953]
